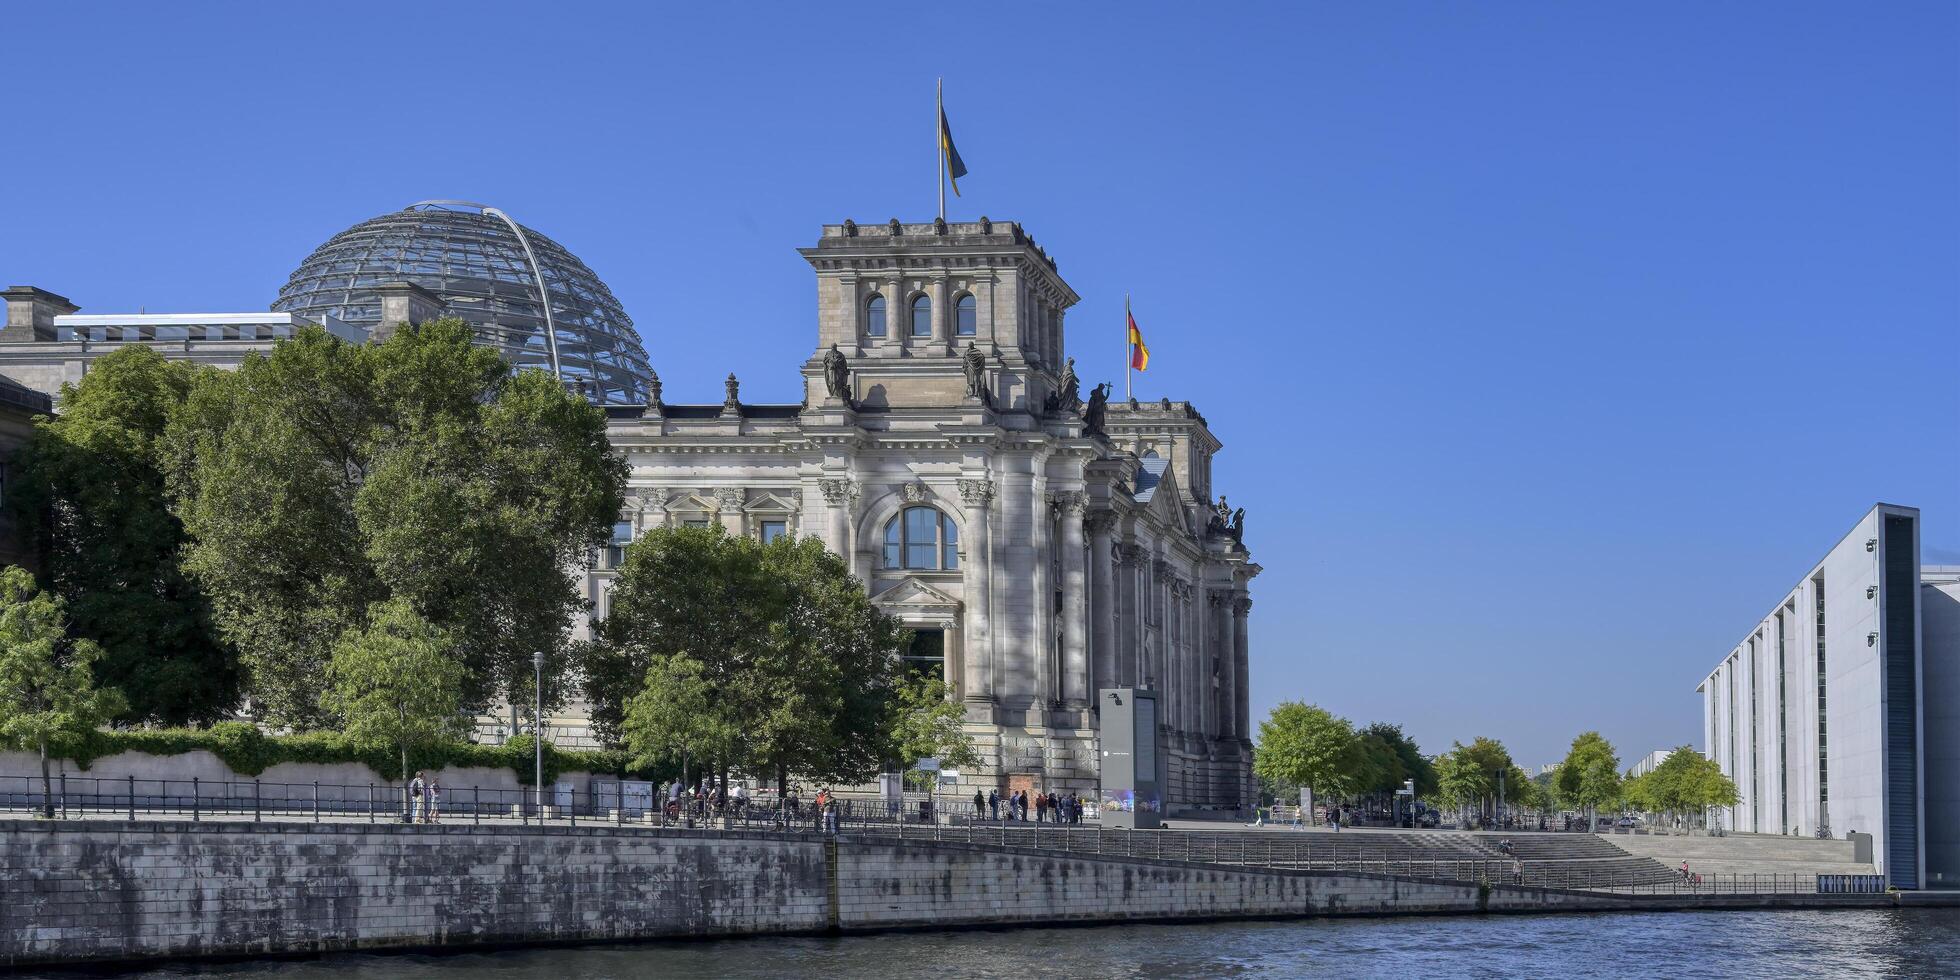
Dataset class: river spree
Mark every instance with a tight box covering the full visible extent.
[67,908,1960,979]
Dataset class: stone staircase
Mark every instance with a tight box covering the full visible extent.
[1598,832,1875,878]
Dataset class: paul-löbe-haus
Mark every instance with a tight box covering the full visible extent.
[0,207,1259,813]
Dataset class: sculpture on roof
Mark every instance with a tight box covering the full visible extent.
[963,341,987,400]
[1229,507,1246,544]
[822,344,852,405]
[1083,382,1111,436]
[1057,357,1081,412]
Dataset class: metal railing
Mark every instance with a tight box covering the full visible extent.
[0,774,1865,897]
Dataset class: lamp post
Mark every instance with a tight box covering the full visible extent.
[533,650,545,816]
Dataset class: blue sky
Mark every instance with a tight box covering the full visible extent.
[5,3,1955,768]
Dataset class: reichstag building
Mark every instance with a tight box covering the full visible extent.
[0,205,1259,813]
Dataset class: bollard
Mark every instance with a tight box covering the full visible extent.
[59,772,67,820]
[474,787,481,826]
[192,777,200,823]
[128,774,136,821]
[368,784,375,824]
[253,779,261,823]
[313,781,321,823]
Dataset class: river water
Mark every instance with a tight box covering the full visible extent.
[61,908,1960,979]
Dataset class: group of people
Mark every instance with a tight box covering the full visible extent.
[661,776,750,819]
[972,788,1085,824]
[406,771,440,824]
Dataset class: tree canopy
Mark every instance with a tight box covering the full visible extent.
[321,597,472,797]
[9,346,237,724]
[599,525,921,791]
[164,320,625,725]
[1621,746,1739,827]
[0,566,125,816]
[1555,731,1623,818]
[1253,702,1362,800]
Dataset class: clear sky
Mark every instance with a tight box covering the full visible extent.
[5,3,1955,768]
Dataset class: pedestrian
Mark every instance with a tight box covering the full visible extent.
[1035,792,1047,823]
[1680,860,1691,883]
[425,776,441,824]
[989,789,1000,821]
[407,771,426,824]
[824,795,840,835]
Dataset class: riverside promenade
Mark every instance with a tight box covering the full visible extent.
[6,815,1959,971]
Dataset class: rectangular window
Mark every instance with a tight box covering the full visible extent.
[605,521,632,568]
[683,519,711,529]
[1815,574,1829,815]
[759,520,787,544]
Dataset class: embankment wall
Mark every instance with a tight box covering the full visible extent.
[0,820,1916,969]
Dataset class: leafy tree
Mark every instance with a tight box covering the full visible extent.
[9,347,237,724]
[1556,731,1623,826]
[888,675,980,775]
[595,526,914,796]
[1430,736,1522,825]
[1431,745,1488,821]
[165,320,624,725]
[321,598,471,812]
[0,566,126,816]
[1253,702,1360,814]
[1359,722,1436,797]
[621,652,739,792]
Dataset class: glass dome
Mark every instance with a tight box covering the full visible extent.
[272,201,654,404]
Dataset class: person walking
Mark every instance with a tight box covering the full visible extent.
[989,789,1000,821]
[425,776,441,824]
[407,771,426,824]
[1035,792,1047,824]
[974,789,986,819]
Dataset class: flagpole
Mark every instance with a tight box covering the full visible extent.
[937,78,946,223]
[1125,293,1132,400]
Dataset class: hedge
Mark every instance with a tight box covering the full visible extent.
[39,723,676,786]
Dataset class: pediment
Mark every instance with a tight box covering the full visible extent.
[1144,467,1193,535]
[870,577,963,612]
[745,490,801,513]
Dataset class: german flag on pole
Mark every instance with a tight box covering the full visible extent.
[1127,300,1149,371]
[940,101,967,197]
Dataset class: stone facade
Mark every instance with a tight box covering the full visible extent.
[582,220,1259,813]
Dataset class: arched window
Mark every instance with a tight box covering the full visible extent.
[955,294,976,336]
[883,506,959,570]
[910,295,933,338]
[864,295,886,337]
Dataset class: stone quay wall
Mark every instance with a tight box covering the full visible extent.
[0,819,1915,969]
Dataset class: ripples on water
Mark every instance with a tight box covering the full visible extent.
[74,909,1960,980]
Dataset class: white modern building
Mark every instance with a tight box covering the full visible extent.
[1923,566,1960,888]
[1697,504,1935,888]
[1625,749,1674,780]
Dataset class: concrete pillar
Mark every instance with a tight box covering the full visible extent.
[1030,488,1054,709]
[932,276,951,353]
[958,478,995,706]
[1087,511,1116,696]
[1233,596,1252,740]
[1213,592,1236,739]
[819,479,854,561]
[1057,493,1088,707]
[1,286,78,343]
[372,281,445,341]
[715,489,747,539]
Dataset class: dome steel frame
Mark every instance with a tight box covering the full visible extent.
[272,201,654,404]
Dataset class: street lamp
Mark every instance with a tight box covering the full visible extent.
[533,650,545,816]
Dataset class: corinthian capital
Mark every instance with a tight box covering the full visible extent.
[818,478,858,506]
[1050,490,1087,515]
[1234,596,1253,616]
[714,487,746,512]
[957,478,996,508]
[1084,510,1119,536]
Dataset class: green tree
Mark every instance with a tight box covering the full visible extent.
[321,598,471,813]
[595,526,915,796]
[0,566,126,816]
[9,347,237,724]
[1253,702,1360,816]
[1431,745,1489,823]
[1359,722,1437,797]
[1555,731,1623,827]
[620,652,740,792]
[888,675,980,773]
[166,320,624,725]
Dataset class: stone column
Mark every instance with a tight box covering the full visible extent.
[1233,596,1253,740]
[1030,490,1054,711]
[1087,511,1117,697]
[932,276,951,353]
[715,488,747,538]
[885,276,904,350]
[1056,492,1088,706]
[1213,593,1236,739]
[819,479,855,562]
[958,478,996,706]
